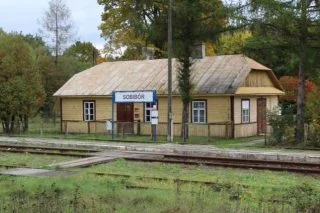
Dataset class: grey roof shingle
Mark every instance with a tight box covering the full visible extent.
[54,55,275,96]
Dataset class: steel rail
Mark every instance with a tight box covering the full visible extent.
[0,144,319,174]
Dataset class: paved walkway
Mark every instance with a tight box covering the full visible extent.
[0,136,320,163]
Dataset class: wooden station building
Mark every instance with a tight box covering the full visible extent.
[54,55,284,138]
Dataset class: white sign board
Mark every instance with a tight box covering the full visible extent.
[151,110,158,118]
[114,91,155,103]
[151,118,158,125]
[106,120,112,130]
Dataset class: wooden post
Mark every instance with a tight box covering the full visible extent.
[137,120,141,136]
[207,124,210,142]
[65,121,68,135]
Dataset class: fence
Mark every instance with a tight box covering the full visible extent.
[61,120,233,138]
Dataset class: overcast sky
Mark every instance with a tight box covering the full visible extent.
[0,0,106,50]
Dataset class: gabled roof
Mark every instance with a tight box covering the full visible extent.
[54,55,280,97]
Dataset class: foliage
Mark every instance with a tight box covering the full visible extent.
[63,41,100,67]
[0,33,45,133]
[39,0,77,64]
[243,0,320,143]
[279,76,317,102]
[267,107,295,144]
[172,0,225,141]
[306,88,320,146]
[217,30,252,54]
[98,0,167,59]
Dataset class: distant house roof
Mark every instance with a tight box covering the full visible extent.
[54,55,283,97]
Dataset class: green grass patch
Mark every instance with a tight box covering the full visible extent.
[82,159,320,190]
[0,152,77,168]
[0,158,319,212]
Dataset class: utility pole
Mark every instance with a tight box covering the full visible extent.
[167,0,173,142]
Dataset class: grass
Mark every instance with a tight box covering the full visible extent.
[0,152,77,168]
[81,159,320,189]
[0,157,319,212]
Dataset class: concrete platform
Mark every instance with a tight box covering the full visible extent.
[0,136,320,164]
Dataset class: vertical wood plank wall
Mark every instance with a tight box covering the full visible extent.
[61,95,279,138]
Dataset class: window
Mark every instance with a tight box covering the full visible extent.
[192,101,206,123]
[144,102,157,122]
[83,101,95,121]
[241,99,250,123]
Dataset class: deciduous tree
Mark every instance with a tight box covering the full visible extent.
[39,0,76,65]
[0,33,44,133]
[64,41,100,66]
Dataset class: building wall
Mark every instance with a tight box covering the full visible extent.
[241,70,274,87]
[61,95,278,138]
[233,95,279,138]
[61,96,231,137]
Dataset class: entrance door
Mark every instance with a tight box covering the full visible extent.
[257,98,267,134]
[117,103,134,134]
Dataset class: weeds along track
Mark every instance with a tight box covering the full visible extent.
[0,144,319,174]
[0,144,99,157]
[124,154,320,175]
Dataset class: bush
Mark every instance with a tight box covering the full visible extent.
[306,88,320,147]
[267,106,295,144]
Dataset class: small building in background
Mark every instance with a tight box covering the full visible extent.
[53,55,284,138]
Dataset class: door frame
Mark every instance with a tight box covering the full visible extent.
[257,97,267,135]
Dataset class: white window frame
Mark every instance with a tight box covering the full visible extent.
[144,102,157,122]
[84,101,95,121]
[192,100,206,124]
[241,99,250,123]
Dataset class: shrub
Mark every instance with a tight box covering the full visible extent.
[267,106,295,144]
[306,88,320,147]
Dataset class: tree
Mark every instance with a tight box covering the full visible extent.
[64,41,100,67]
[217,30,252,54]
[98,0,225,141]
[242,0,320,143]
[0,33,45,133]
[39,0,76,65]
[279,76,317,103]
[98,0,168,59]
[172,0,225,141]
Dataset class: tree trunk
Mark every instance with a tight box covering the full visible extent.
[181,102,189,143]
[296,58,305,143]
[9,116,15,134]
[296,0,307,144]
[24,115,29,131]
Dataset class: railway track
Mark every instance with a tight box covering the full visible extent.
[125,154,320,174]
[0,144,319,174]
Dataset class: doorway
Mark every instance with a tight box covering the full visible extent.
[257,98,267,134]
[117,103,134,134]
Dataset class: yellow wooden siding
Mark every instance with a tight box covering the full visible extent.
[96,98,111,120]
[241,70,274,87]
[158,97,183,123]
[206,96,230,122]
[235,123,257,138]
[234,97,257,124]
[62,121,88,133]
[157,96,230,123]
[133,103,144,121]
[266,96,279,111]
[62,97,112,121]
[62,98,83,121]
